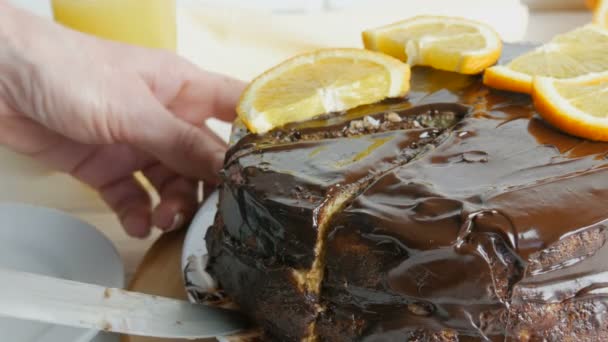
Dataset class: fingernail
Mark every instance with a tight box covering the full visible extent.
[167,212,185,232]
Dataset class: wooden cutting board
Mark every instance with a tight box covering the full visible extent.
[120,229,214,342]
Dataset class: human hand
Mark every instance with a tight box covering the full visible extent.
[0,3,246,237]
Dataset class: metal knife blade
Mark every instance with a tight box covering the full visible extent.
[0,268,250,338]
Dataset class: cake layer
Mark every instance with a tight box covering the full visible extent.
[206,217,317,340]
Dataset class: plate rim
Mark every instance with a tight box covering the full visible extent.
[181,190,219,300]
[0,202,125,342]
[182,191,236,342]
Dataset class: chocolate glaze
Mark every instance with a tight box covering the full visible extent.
[220,118,459,268]
[206,44,608,341]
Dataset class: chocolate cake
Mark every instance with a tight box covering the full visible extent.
[205,44,608,341]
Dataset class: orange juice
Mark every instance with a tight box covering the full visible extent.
[51,0,176,51]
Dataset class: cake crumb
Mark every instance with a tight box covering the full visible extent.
[101,321,112,331]
[408,303,433,316]
[363,116,380,130]
[386,112,402,123]
[348,120,364,134]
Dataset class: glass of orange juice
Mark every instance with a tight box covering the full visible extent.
[51,0,177,51]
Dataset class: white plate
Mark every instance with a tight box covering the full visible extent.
[0,203,124,342]
[182,190,220,302]
[183,191,237,342]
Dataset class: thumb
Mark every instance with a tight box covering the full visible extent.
[124,103,227,182]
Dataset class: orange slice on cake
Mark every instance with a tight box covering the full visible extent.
[484,25,608,94]
[237,48,410,134]
[533,72,608,141]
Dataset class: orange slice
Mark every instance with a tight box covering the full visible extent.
[533,72,608,141]
[594,0,608,27]
[362,15,502,74]
[237,48,410,134]
[484,25,608,94]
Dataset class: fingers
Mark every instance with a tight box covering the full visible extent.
[125,100,227,182]
[191,71,247,122]
[67,144,152,188]
[125,48,246,125]
[99,175,152,238]
[142,163,198,232]
[164,72,246,125]
[0,114,68,157]
[0,115,156,237]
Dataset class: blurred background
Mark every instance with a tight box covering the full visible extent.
[0,0,594,277]
[7,0,593,80]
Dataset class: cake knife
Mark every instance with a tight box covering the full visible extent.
[0,268,250,338]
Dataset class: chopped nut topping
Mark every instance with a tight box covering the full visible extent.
[408,303,433,316]
[387,112,402,123]
[348,120,365,134]
[363,116,380,130]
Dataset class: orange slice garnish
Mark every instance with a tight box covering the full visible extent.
[484,25,608,94]
[533,72,608,141]
[237,48,410,134]
[363,15,502,75]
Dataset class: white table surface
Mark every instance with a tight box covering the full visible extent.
[0,6,594,279]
